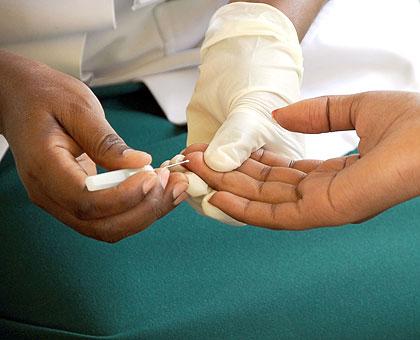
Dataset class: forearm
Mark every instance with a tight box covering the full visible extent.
[229,0,325,41]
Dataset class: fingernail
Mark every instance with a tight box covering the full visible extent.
[173,192,189,206]
[123,149,151,161]
[160,160,171,168]
[171,154,185,163]
[157,168,170,189]
[123,148,137,156]
[143,175,156,195]
[172,182,188,200]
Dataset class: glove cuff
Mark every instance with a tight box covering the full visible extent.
[202,2,302,73]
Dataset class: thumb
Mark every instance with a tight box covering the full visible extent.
[67,112,151,170]
[204,111,266,172]
[272,94,360,134]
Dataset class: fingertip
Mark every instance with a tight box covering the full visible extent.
[184,151,204,169]
[123,149,152,166]
[156,168,170,189]
[142,173,159,195]
[208,191,231,207]
[185,172,210,197]
[272,106,292,127]
[204,148,241,172]
[160,160,171,168]
[202,191,245,227]
[271,108,281,121]
[182,143,208,155]
[208,191,220,206]
[185,151,203,159]
[173,192,189,206]
[171,178,189,201]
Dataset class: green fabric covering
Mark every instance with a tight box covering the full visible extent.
[1,84,419,339]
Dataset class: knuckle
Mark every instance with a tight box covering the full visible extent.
[324,97,332,131]
[295,186,303,200]
[255,181,265,196]
[270,203,277,222]
[73,200,95,220]
[149,198,166,219]
[286,169,306,185]
[68,87,103,114]
[259,165,272,181]
[169,172,188,185]
[253,149,264,162]
[170,172,186,181]
[95,133,127,157]
[348,92,367,120]
[242,200,252,221]
[288,159,296,169]
[288,184,299,198]
[219,172,230,189]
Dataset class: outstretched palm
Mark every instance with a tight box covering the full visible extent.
[184,91,420,229]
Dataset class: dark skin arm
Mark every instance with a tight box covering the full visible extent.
[229,0,326,41]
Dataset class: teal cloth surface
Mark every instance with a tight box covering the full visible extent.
[1,84,419,339]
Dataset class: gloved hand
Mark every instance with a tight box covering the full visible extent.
[187,2,305,172]
[184,2,305,225]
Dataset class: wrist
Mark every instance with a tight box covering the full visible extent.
[204,2,301,53]
[229,0,326,41]
[0,50,44,138]
[0,50,10,134]
[0,50,23,136]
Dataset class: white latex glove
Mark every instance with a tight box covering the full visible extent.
[183,2,305,225]
[187,2,305,172]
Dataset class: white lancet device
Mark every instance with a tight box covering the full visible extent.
[85,160,189,192]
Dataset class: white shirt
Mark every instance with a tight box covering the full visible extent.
[0,0,419,160]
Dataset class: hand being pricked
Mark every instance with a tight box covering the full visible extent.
[184,91,420,230]
[184,146,327,230]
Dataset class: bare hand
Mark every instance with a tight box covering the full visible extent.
[184,91,420,229]
[0,51,188,242]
